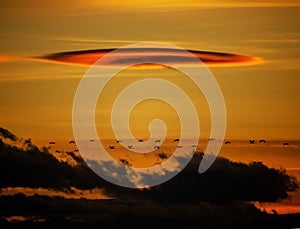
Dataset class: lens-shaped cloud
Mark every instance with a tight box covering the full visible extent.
[38,48,262,67]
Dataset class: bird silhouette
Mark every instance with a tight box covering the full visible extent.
[173,138,179,142]
[109,145,116,149]
[24,138,31,144]
[225,141,231,145]
[119,158,130,166]
[127,145,133,149]
[249,140,255,144]
[55,150,61,153]
[138,139,144,142]
[74,149,79,152]
[49,141,56,145]
[69,140,75,144]
[283,142,289,146]
[157,152,167,159]
[259,139,266,143]
[155,139,161,143]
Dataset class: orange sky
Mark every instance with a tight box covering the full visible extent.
[0,1,300,213]
[1,1,299,142]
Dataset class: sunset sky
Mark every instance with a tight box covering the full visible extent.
[1,1,300,226]
[0,0,300,142]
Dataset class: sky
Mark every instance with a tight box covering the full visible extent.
[1,1,300,142]
[0,0,300,225]
[0,1,300,143]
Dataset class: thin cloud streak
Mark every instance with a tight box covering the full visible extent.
[0,187,111,200]
[1,1,300,19]
[49,37,200,49]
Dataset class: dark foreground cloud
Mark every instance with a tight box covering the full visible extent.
[0,127,299,228]
[106,153,299,203]
[1,194,300,228]
[0,127,17,141]
[0,127,298,202]
[0,138,109,191]
[38,47,262,67]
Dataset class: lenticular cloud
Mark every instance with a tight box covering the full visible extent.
[38,47,262,67]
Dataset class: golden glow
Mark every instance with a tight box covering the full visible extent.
[0,186,111,200]
[1,0,300,18]
[95,65,210,167]
[89,0,300,11]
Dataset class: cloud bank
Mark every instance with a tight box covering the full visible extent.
[0,127,299,228]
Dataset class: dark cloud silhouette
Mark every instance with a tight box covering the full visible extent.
[0,194,299,229]
[0,128,298,202]
[104,153,299,204]
[0,138,110,191]
[0,127,17,141]
[0,127,299,228]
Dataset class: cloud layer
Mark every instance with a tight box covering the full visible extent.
[0,127,299,227]
[0,127,297,203]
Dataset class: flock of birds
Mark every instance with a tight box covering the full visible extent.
[22,137,291,154]
[224,139,289,145]
[108,138,179,150]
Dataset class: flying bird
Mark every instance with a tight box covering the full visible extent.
[24,138,31,144]
[155,139,161,143]
[69,140,75,144]
[225,141,231,145]
[119,158,130,166]
[249,140,255,144]
[138,139,144,142]
[49,141,56,145]
[127,145,133,149]
[259,139,266,143]
[109,145,116,149]
[157,152,168,159]
[283,142,289,146]
[173,138,179,142]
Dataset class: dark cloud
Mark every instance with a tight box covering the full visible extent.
[104,153,299,204]
[0,127,17,141]
[0,194,299,229]
[0,127,298,202]
[0,138,110,191]
[0,127,299,228]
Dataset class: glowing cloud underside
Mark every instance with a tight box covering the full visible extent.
[38,48,262,67]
